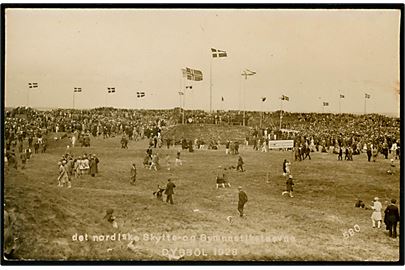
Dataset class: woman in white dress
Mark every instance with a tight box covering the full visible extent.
[370,197,382,228]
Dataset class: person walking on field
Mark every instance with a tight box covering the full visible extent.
[175,150,182,166]
[237,155,244,172]
[370,197,382,228]
[130,163,136,185]
[384,199,400,238]
[282,175,294,197]
[165,178,176,204]
[58,161,71,188]
[238,186,248,217]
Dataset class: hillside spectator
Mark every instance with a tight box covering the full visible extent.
[384,199,400,238]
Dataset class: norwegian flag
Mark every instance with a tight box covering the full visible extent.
[323,102,329,106]
[365,93,371,99]
[281,95,289,101]
[107,87,116,93]
[137,91,145,98]
[74,87,82,93]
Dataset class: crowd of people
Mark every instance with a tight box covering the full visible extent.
[3,106,400,249]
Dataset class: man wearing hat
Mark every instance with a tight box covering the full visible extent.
[370,197,382,228]
[384,199,400,238]
[282,175,294,198]
[238,186,248,217]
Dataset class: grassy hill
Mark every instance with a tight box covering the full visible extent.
[3,131,401,262]
[162,124,252,144]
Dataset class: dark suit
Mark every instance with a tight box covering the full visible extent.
[165,182,176,204]
[238,190,248,217]
[384,204,400,238]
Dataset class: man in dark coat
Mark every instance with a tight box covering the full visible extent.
[89,156,97,177]
[238,186,248,217]
[164,178,176,204]
[384,199,400,238]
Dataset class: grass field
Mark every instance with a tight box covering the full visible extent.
[3,132,401,262]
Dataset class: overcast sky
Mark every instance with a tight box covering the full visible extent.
[4,8,401,116]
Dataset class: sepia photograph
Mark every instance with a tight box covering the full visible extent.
[1,4,403,264]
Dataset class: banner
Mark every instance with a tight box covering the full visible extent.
[269,140,294,149]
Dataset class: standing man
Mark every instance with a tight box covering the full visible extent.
[89,156,97,177]
[130,163,136,185]
[367,144,372,162]
[238,186,248,217]
[165,178,176,205]
[384,199,400,238]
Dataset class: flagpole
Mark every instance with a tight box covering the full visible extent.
[210,57,213,113]
[279,98,283,130]
[364,95,366,114]
[180,73,184,124]
[27,84,30,108]
[260,99,264,129]
[243,77,246,126]
[338,92,341,114]
[73,90,75,109]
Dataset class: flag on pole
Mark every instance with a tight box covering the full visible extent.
[74,87,82,93]
[261,97,267,102]
[178,91,184,95]
[241,69,256,79]
[211,48,227,58]
[28,82,38,88]
[137,91,145,98]
[107,87,116,93]
[221,96,224,101]
[183,67,203,81]
[339,94,345,98]
[281,95,289,101]
[365,93,371,99]
[185,86,193,90]
[323,102,329,106]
